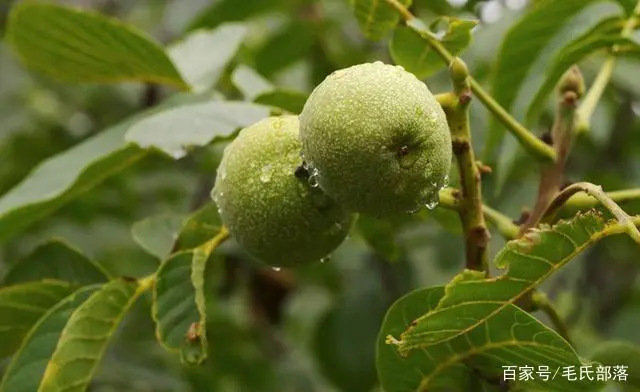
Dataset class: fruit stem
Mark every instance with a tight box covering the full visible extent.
[576,0,640,133]
[439,188,519,240]
[384,0,556,164]
[441,58,490,274]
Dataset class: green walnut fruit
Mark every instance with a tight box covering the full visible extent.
[299,62,452,217]
[211,115,354,268]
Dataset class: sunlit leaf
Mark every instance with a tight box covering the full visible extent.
[349,0,412,40]
[384,211,631,391]
[37,278,144,392]
[169,24,247,92]
[390,18,478,79]
[7,2,186,88]
[131,213,185,260]
[0,286,100,392]
[125,101,270,159]
[0,281,75,358]
[231,65,273,100]
[3,239,109,285]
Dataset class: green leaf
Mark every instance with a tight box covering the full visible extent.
[385,211,632,390]
[168,24,247,93]
[616,0,639,15]
[176,203,223,250]
[231,65,273,100]
[0,93,216,242]
[390,18,478,79]
[0,116,145,242]
[153,247,220,364]
[349,0,412,40]
[3,239,109,285]
[590,341,640,388]
[378,286,487,391]
[254,20,316,77]
[486,0,610,160]
[230,65,308,113]
[378,286,592,391]
[254,90,309,114]
[0,286,100,392]
[37,278,144,392]
[0,280,75,358]
[131,213,185,260]
[125,101,270,159]
[527,34,639,124]
[7,2,186,88]
[187,0,286,31]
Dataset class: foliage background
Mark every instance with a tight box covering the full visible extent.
[1,0,640,391]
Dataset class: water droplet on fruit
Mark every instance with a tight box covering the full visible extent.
[320,255,331,263]
[260,164,273,183]
[308,167,321,188]
[272,267,281,272]
[442,174,449,188]
[422,188,440,210]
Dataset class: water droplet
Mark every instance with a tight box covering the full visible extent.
[260,164,273,183]
[442,175,449,188]
[308,167,321,188]
[272,267,281,272]
[320,255,331,263]
[422,189,440,210]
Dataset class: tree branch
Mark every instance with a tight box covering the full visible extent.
[521,66,584,233]
[441,59,490,273]
[439,188,519,240]
[563,188,640,210]
[385,0,556,163]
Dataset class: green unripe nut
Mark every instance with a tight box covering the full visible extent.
[299,62,452,217]
[211,115,354,268]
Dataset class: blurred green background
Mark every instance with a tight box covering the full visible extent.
[1,0,640,391]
